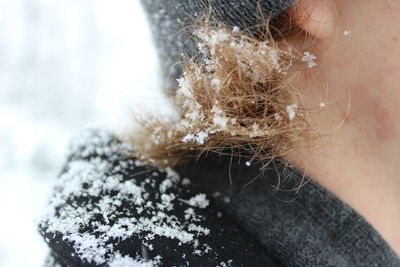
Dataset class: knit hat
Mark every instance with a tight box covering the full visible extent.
[141,0,295,86]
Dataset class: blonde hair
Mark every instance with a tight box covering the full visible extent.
[131,12,319,168]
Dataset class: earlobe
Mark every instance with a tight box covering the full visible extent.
[292,0,338,39]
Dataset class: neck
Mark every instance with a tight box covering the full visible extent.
[289,112,400,256]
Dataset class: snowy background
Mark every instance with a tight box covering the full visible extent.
[0,0,166,266]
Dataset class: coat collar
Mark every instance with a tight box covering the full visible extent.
[176,154,400,266]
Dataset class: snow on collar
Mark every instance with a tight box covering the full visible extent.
[39,129,212,266]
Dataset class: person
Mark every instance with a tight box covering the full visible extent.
[39,0,400,266]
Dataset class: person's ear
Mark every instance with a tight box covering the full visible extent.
[292,0,338,39]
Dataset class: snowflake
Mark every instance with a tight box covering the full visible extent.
[286,104,298,120]
[274,113,283,121]
[302,52,317,68]
[344,30,352,36]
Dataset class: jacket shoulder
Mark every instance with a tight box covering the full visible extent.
[39,129,281,267]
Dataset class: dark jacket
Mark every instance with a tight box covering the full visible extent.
[39,129,399,266]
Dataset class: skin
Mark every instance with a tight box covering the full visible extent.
[287,0,400,255]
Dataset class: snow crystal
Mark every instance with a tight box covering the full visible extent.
[165,167,180,182]
[188,224,210,235]
[184,194,210,209]
[195,29,230,52]
[184,103,205,122]
[184,208,196,221]
[274,113,283,121]
[245,161,251,167]
[40,129,212,266]
[142,241,154,251]
[182,178,191,185]
[218,259,234,267]
[344,30,352,36]
[182,131,209,145]
[302,51,317,68]
[212,192,221,198]
[159,179,173,193]
[212,115,230,130]
[182,133,195,143]
[223,197,231,204]
[249,123,263,138]
[176,76,193,98]
[211,105,230,130]
[109,252,161,267]
[320,102,326,108]
[211,78,222,92]
[195,131,209,144]
[286,104,298,121]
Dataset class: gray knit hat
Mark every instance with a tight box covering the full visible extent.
[141,0,295,86]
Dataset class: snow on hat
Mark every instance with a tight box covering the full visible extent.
[141,0,295,83]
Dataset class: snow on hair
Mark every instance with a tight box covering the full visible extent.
[131,19,319,167]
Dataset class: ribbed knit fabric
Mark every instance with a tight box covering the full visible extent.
[177,154,400,266]
[141,0,294,89]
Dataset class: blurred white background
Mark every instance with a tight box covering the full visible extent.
[0,0,165,266]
